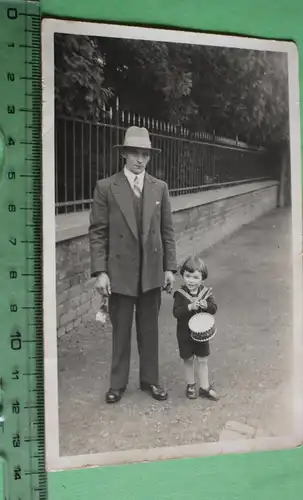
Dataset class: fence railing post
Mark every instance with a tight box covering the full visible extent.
[115,96,120,171]
[54,114,271,213]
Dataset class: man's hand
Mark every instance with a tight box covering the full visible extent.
[163,271,175,293]
[95,272,111,296]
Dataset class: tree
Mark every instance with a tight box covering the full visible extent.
[96,40,290,205]
[188,47,289,145]
[55,34,289,147]
[55,34,291,205]
[55,34,113,119]
[92,38,196,121]
[97,39,289,146]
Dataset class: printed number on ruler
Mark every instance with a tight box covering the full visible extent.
[0,2,45,500]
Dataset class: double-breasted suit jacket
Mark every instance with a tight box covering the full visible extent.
[89,170,177,296]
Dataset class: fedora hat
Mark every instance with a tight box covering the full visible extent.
[114,126,161,153]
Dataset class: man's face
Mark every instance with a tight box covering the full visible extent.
[123,148,150,174]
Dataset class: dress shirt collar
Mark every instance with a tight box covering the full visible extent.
[124,166,145,190]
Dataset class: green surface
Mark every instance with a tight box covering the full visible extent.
[0,129,5,175]
[48,448,303,500]
[40,1,303,499]
[0,2,43,500]
[1,0,302,499]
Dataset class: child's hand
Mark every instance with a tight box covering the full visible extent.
[199,299,208,310]
[189,299,200,311]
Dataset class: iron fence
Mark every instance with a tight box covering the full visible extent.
[55,105,274,215]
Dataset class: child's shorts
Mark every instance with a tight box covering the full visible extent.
[177,334,210,360]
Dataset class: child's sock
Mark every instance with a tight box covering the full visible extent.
[184,356,195,385]
[197,356,209,390]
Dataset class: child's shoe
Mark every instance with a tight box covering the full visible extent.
[199,385,219,401]
[186,383,197,399]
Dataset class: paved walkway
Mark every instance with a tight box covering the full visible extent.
[57,208,293,456]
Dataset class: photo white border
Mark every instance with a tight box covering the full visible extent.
[42,18,303,471]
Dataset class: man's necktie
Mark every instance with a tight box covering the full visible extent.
[133,176,141,198]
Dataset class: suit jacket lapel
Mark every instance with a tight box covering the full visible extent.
[111,170,138,240]
[142,174,158,245]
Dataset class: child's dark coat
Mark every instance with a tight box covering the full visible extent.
[173,285,217,359]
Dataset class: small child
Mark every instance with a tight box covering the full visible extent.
[173,255,219,401]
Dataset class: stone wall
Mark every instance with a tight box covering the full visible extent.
[56,238,94,338]
[174,182,278,263]
[56,180,278,337]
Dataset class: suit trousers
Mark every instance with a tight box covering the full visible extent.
[108,288,162,390]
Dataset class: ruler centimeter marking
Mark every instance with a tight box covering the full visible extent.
[0,2,45,500]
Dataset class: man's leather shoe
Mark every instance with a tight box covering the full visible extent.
[105,387,126,404]
[140,382,168,401]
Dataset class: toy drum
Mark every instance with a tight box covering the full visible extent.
[188,312,217,342]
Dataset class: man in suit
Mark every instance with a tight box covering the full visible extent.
[89,126,177,404]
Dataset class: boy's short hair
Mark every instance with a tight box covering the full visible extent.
[180,256,208,280]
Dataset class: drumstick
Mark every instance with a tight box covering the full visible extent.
[202,288,212,300]
[198,288,208,301]
[199,287,212,305]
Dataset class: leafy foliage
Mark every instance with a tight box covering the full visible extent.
[55,34,289,146]
[55,34,113,120]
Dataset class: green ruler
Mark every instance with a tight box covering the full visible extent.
[0,2,45,500]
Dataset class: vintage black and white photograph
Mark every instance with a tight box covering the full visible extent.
[42,20,302,470]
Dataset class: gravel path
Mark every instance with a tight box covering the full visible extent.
[57,208,292,456]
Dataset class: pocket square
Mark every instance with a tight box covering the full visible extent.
[156,201,160,205]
